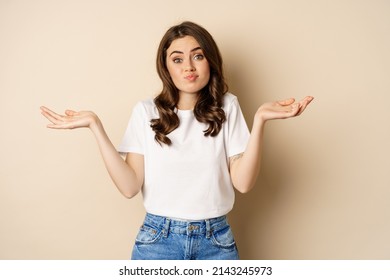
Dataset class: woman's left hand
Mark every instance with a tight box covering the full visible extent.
[255,96,314,123]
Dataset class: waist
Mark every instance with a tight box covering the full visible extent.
[144,213,229,237]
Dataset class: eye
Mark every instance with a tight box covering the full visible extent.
[193,54,204,60]
[173,58,182,63]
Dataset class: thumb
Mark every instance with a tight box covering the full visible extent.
[65,109,77,116]
[277,98,295,106]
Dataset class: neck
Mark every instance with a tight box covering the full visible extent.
[177,92,199,110]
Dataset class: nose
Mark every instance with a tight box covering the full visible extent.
[184,59,195,72]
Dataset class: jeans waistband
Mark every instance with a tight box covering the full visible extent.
[144,213,229,238]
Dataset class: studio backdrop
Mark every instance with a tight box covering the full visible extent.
[1,0,389,259]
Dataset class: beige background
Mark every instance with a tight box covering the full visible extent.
[1,0,389,259]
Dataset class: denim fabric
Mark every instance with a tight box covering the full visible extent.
[131,213,239,260]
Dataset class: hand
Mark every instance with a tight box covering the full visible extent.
[40,106,99,130]
[255,96,314,123]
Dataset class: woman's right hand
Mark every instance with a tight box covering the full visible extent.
[40,106,143,198]
[40,106,100,130]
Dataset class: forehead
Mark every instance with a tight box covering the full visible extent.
[167,36,201,52]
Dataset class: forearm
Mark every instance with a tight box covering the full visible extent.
[230,96,314,193]
[90,120,142,198]
[231,118,265,193]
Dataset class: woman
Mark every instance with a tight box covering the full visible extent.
[41,21,313,259]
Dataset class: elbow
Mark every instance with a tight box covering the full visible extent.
[233,179,255,194]
[122,191,137,199]
[122,189,140,199]
[232,177,256,194]
[119,184,142,199]
[230,166,258,194]
[234,184,253,194]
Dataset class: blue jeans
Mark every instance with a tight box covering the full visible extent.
[131,213,239,260]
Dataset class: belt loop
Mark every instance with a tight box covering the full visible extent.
[205,219,211,239]
[163,218,170,238]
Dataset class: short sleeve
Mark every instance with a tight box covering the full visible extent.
[117,102,145,155]
[226,96,250,157]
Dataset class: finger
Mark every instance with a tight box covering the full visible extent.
[41,110,64,125]
[280,103,301,118]
[301,96,314,104]
[277,98,295,106]
[296,96,314,116]
[47,123,62,129]
[40,106,65,121]
[290,103,301,115]
[40,106,59,116]
[46,119,79,129]
[65,109,78,116]
[47,123,74,129]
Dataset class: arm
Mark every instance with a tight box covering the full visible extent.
[40,107,143,198]
[229,96,314,193]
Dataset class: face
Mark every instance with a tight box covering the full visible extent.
[166,36,210,97]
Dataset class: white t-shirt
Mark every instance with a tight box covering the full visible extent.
[118,92,250,220]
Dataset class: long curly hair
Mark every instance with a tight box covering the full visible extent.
[151,21,228,145]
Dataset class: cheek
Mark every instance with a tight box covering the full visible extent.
[166,65,179,80]
[166,67,182,88]
[202,62,211,78]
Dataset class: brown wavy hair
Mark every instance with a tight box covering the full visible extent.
[151,21,228,145]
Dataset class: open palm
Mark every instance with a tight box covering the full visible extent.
[40,106,98,129]
[256,96,314,123]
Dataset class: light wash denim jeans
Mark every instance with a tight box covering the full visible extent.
[131,213,239,260]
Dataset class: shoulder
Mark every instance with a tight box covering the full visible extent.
[223,92,238,103]
[132,97,159,119]
[222,92,242,112]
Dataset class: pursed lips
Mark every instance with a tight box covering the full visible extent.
[185,74,198,81]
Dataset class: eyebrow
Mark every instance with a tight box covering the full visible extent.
[169,47,202,57]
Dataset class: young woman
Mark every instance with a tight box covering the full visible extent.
[40,21,313,260]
